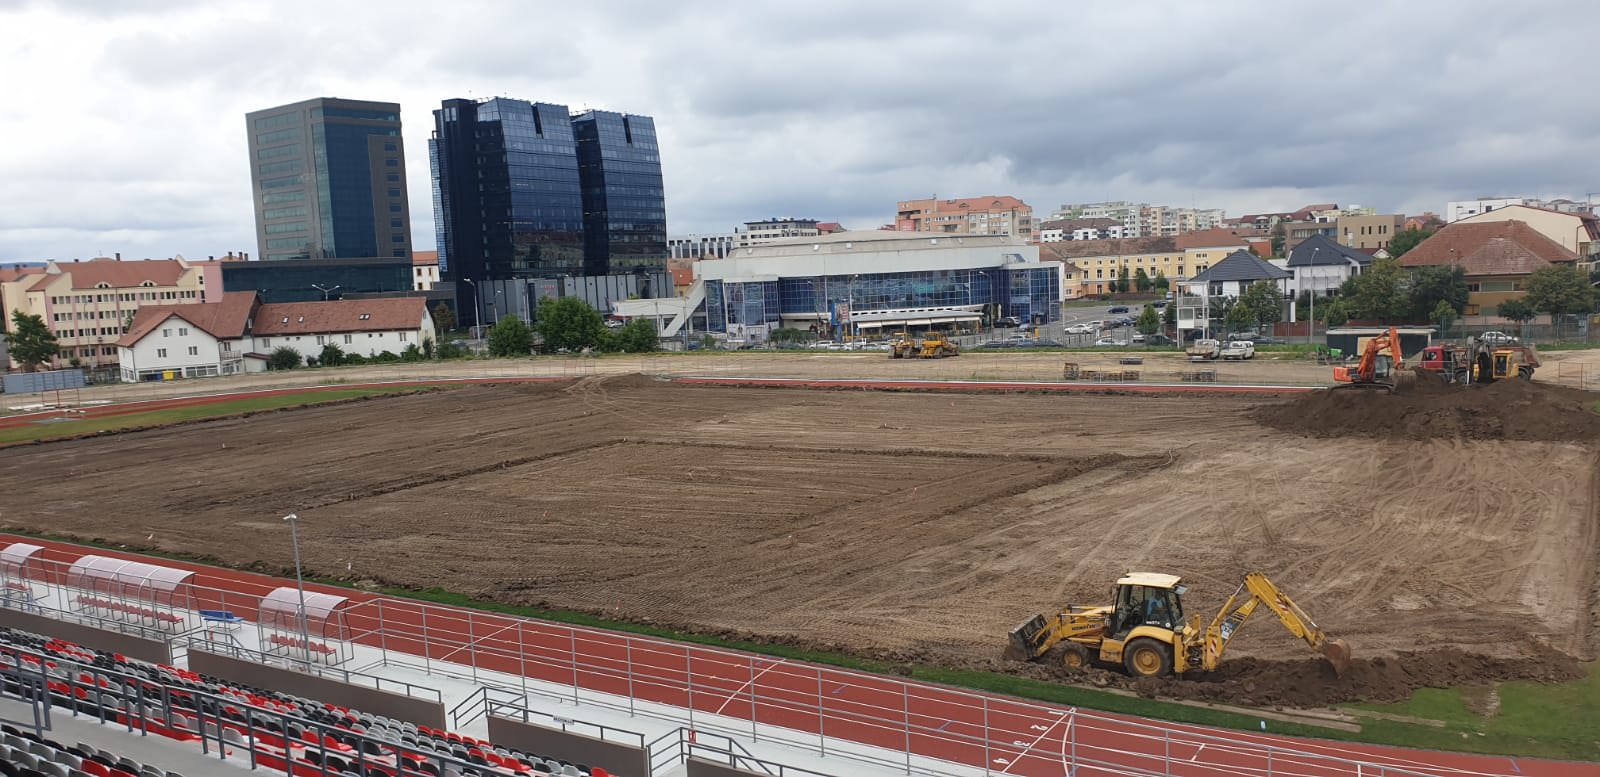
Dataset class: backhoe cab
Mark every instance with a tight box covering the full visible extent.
[1006,572,1351,679]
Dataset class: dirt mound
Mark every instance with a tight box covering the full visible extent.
[1252,375,1600,442]
[997,642,1584,709]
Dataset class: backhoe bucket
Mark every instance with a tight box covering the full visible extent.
[1005,614,1048,661]
[1321,638,1352,677]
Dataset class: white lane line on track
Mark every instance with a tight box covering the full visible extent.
[1190,743,1206,762]
[714,658,789,716]
[998,710,1070,775]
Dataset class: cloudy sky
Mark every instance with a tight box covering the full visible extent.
[1,0,1595,262]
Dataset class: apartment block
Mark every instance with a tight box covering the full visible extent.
[896,196,1033,239]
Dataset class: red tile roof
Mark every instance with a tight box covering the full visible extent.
[1039,236,1178,260]
[0,266,45,284]
[118,291,257,347]
[26,258,193,292]
[1175,228,1250,250]
[253,297,428,336]
[816,222,845,233]
[412,250,439,267]
[1399,220,1577,276]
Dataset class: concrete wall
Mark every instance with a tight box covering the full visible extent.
[0,608,171,664]
[187,649,445,728]
[686,758,770,777]
[486,715,649,777]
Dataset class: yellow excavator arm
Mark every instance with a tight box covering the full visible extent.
[1199,572,1351,674]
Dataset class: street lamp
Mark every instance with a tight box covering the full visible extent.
[311,284,341,302]
[282,513,313,667]
[1307,247,1319,345]
[463,278,482,336]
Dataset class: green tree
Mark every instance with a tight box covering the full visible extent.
[487,314,534,357]
[421,336,436,359]
[318,343,345,367]
[1136,305,1161,336]
[1134,268,1152,293]
[1337,258,1409,321]
[769,327,814,345]
[431,303,457,336]
[1405,264,1468,323]
[1162,302,1176,332]
[437,338,467,359]
[266,347,301,370]
[1117,266,1131,294]
[1236,281,1284,331]
[401,343,425,362]
[1430,299,1458,336]
[1497,296,1537,335]
[1323,299,1351,327]
[7,310,59,372]
[1386,228,1434,258]
[1153,272,1169,292]
[616,319,659,353]
[1524,264,1598,316]
[1224,302,1252,334]
[535,296,604,352]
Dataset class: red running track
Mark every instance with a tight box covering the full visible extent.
[673,376,1318,395]
[6,536,1591,777]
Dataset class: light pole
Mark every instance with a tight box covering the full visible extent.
[311,284,341,302]
[282,513,313,667]
[463,278,482,337]
[1307,247,1319,345]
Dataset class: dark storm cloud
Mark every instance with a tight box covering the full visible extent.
[0,0,1595,259]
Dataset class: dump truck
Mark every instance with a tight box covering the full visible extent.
[1006,571,1350,678]
[1185,339,1221,361]
[1416,338,1539,383]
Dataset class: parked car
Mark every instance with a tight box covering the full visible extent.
[1130,333,1147,344]
[995,316,1023,328]
[1151,300,1168,309]
[1093,337,1125,347]
[1221,340,1257,360]
[1107,306,1130,314]
[1064,324,1094,335]
[1479,331,1519,344]
[1144,334,1176,346]
[810,340,835,349]
[981,340,1016,348]
[1244,334,1287,345]
[1031,338,1064,347]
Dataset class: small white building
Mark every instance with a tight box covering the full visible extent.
[1285,234,1373,298]
[117,293,434,382]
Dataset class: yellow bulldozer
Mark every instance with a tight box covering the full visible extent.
[1005,572,1350,678]
[890,331,959,359]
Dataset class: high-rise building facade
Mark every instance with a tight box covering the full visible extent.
[245,98,412,262]
[572,110,668,275]
[431,98,667,318]
[431,98,586,288]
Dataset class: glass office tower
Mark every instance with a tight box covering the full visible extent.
[572,110,668,275]
[430,98,586,290]
[245,98,411,261]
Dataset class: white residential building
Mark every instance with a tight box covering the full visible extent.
[1446,196,1594,223]
[412,251,440,291]
[117,293,434,382]
[1048,201,1225,238]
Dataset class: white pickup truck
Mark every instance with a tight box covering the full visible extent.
[1185,338,1221,360]
[1221,340,1256,360]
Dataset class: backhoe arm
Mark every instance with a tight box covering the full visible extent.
[1200,572,1351,675]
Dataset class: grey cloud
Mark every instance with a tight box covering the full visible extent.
[1,0,1596,259]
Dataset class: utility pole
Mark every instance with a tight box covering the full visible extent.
[282,513,313,667]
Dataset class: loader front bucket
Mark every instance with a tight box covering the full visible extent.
[1005,614,1048,662]
[1321,638,1352,677]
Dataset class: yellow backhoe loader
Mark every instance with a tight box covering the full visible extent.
[1005,572,1351,678]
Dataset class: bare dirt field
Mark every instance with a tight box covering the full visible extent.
[4,376,1596,705]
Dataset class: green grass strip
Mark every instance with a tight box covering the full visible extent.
[0,385,443,446]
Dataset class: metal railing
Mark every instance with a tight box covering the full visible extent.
[176,634,442,704]
[5,537,1460,777]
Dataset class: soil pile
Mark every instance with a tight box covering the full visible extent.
[999,642,1584,708]
[1252,374,1600,442]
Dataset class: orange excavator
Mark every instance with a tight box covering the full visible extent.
[1332,327,1407,392]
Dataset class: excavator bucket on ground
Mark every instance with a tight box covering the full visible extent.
[1322,638,1352,677]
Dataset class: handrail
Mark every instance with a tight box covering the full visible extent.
[177,634,442,702]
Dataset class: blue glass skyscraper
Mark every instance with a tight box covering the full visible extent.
[572,110,668,275]
[246,98,411,261]
[431,97,668,324]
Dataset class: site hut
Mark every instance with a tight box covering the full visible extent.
[609,231,1065,344]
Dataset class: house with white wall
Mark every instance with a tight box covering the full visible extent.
[1285,234,1372,298]
[1175,250,1292,335]
[117,294,433,382]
